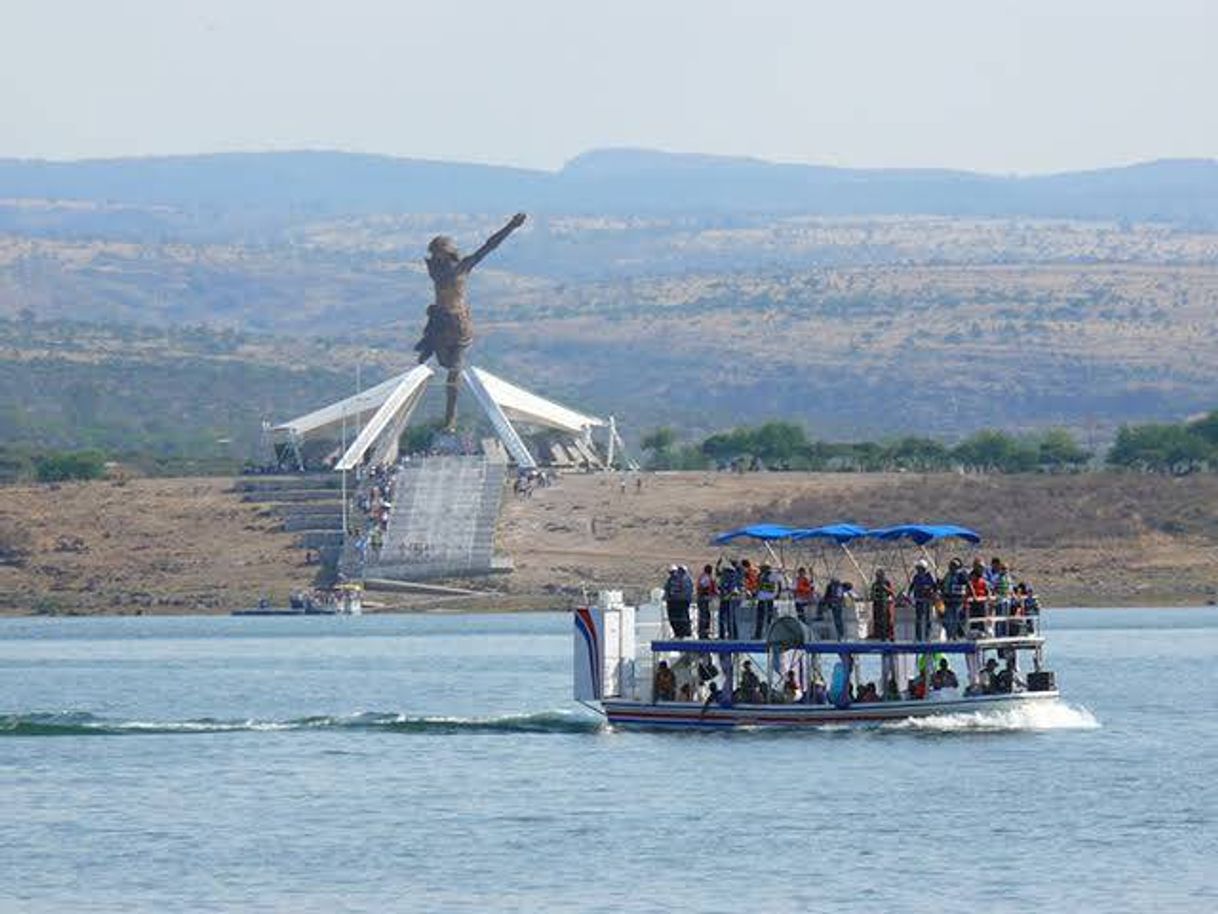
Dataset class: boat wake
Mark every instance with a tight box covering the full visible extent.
[879,700,1100,733]
[1,703,1099,738]
[0,709,603,738]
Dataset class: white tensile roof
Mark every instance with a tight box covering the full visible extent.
[274,363,608,471]
[466,366,605,436]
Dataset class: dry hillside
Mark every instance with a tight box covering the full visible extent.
[1,471,1216,614]
[0,477,302,614]
[496,471,1218,608]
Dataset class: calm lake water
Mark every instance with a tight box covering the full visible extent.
[2,608,1215,913]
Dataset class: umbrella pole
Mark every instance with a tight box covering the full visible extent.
[840,543,867,585]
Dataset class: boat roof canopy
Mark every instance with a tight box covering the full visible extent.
[711,522,981,546]
[865,523,982,545]
[790,523,868,544]
[711,523,801,544]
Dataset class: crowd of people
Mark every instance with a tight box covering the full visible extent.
[512,468,556,497]
[351,463,399,562]
[651,649,1002,708]
[660,554,1041,643]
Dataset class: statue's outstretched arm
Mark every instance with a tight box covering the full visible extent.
[459,212,526,273]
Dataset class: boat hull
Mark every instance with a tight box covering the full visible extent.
[231,608,338,617]
[602,690,1060,730]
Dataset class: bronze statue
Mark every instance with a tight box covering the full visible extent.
[414,212,527,430]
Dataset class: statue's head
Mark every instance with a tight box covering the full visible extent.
[428,235,460,261]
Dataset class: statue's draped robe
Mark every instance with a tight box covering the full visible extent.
[415,256,475,370]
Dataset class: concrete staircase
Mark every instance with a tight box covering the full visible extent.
[234,474,343,585]
[366,455,507,581]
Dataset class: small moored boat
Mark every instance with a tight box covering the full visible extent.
[232,584,363,617]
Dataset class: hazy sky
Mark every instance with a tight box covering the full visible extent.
[3,0,1214,173]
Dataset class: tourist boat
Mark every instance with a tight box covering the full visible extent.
[573,523,1059,730]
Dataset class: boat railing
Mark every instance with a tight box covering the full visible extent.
[960,605,1042,639]
[649,594,1040,643]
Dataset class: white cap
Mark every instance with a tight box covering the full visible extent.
[668,565,678,573]
[915,558,928,568]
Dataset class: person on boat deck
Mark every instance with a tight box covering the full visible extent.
[695,563,718,640]
[808,669,828,704]
[881,672,901,701]
[857,681,880,703]
[741,559,760,599]
[870,569,896,641]
[991,560,1014,633]
[993,654,1024,693]
[1023,584,1041,616]
[967,566,990,635]
[782,669,800,703]
[841,582,858,636]
[971,558,990,594]
[753,563,781,638]
[940,558,969,640]
[663,566,694,638]
[910,559,938,641]
[1013,583,1041,635]
[653,660,676,702]
[985,556,1005,589]
[931,658,959,690]
[973,657,999,694]
[820,578,845,640]
[793,567,815,624]
[1008,582,1028,635]
[715,559,741,640]
[738,660,763,703]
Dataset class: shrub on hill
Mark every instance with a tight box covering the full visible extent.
[649,423,1093,474]
[1107,412,1217,474]
[32,450,107,483]
[0,447,32,483]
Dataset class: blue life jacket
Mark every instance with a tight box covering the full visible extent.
[664,575,684,601]
[912,570,937,601]
[944,570,968,601]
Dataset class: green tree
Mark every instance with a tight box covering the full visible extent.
[1108,423,1209,474]
[0,447,33,483]
[953,430,1037,473]
[641,427,676,454]
[751,421,809,465]
[640,427,678,469]
[33,450,106,482]
[1036,428,1091,470]
[883,436,951,471]
[1187,410,1218,447]
[700,428,754,464]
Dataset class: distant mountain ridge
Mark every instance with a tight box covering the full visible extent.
[1,148,1216,225]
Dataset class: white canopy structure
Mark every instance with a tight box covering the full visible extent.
[273,363,632,472]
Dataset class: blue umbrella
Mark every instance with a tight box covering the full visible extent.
[790,523,869,544]
[710,523,801,546]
